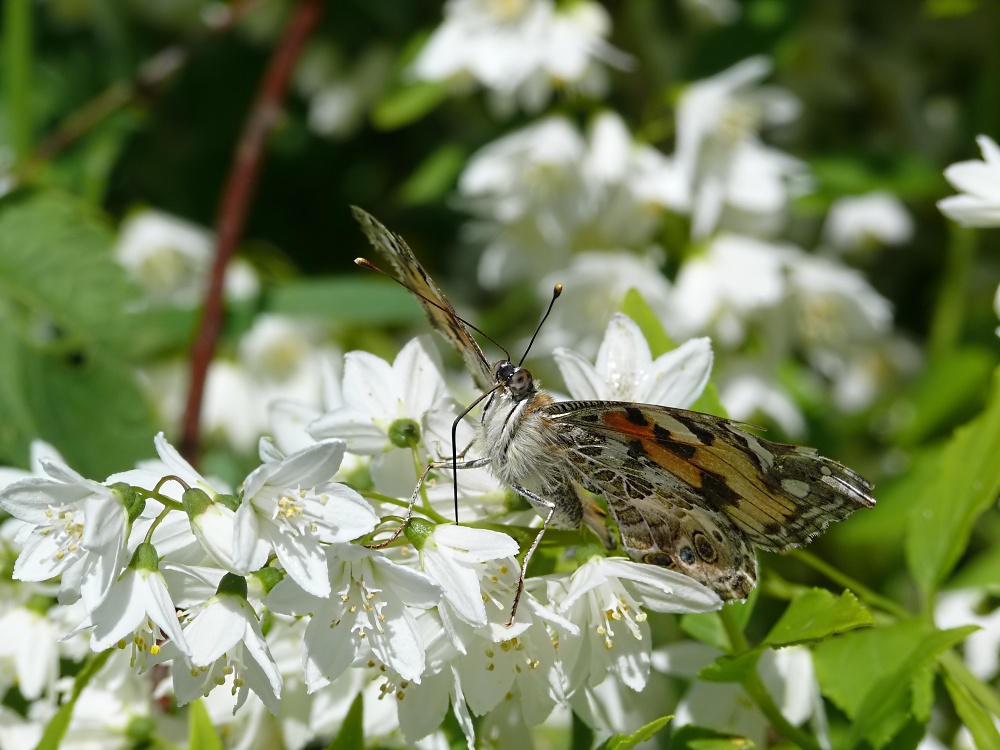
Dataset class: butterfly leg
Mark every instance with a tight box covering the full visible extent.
[366,456,491,550]
[506,481,557,627]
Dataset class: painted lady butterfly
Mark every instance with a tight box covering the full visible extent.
[353,208,875,617]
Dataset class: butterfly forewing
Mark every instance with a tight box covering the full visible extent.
[352,207,494,390]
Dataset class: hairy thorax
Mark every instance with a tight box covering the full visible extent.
[479,389,566,490]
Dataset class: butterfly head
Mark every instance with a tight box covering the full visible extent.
[492,360,535,402]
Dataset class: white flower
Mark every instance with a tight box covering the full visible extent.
[667,233,789,344]
[785,251,893,359]
[234,438,379,598]
[419,524,519,629]
[556,556,721,692]
[448,589,577,738]
[0,459,129,610]
[463,114,682,290]
[823,191,914,251]
[654,641,828,746]
[0,603,61,700]
[203,315,334,453]
[554,313,713,407]
[672,56,806,238]
[86,542,190,667]
[720,370,806,437]
[411,0,628,114]
[936,588,1000,681]
[296,44,393,139]
[535,250,673,359]
[309,337,451,498]
[163,575,283,715]
[266,544,441,690]
[114,209,259,307]
[938,135,1000,227]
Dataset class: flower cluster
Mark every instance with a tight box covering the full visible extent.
[0,318,743,748]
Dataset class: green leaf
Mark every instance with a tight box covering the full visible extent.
[888,346,996,446]
[906,366,1000,598]
[943,670,1000,750]
[949,542,1000,589]
[22,343,157,478]
[622,288,675,357]
[34,650,112,750]
[266,276,424,324]
[680,595,756,652]
[698,649,762,683]
[371,81,448,130]
[621,288,726,417]
[0,191,138,354]
[397,145,468,204]
[762,588,873,647]
[187,700,224,750]
[667,724,756,749]
[597,715,672,750]
[846,626,979,749]
[813,619,930,718]
[326,691,364,750]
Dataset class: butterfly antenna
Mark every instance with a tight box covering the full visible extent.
[355,258,512,362]
[517,284,562,367]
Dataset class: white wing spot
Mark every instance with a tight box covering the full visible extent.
[781,478,811,498]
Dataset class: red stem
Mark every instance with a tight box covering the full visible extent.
[181,0,325,464]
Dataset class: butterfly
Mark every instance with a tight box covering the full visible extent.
[352,207,876,618]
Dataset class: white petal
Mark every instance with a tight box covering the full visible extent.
[370,598,426,681]
[424,550,486,627]
[267,525,330,599]
[431,525,519,562]
[0,476,89,523]
[342,351,397,421]
[256,440,346,495]
[595,314,652,390]
[140,569,191,655]
[303,605,357,688]
[308,408,388,454]
[90,571,145,649]
[371,556,441,609]
[186,598,248,666]
[232,501,268,573]
[311,485,379,544]
[394,337,447,418]
[639,336,714,408]
[552,348,607,400]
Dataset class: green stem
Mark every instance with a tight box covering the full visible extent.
[3,0,32,158]
[719,604,750,653]
[741,670,823,750]
[790,549,910,619]
[939,650,1000,718]
[928,224,976,359]
[718,607,822,749]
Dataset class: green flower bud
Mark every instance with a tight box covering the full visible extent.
[254,566,284,596]
[388,418,421,449]
[217,572,249,600]
[110,482,145,522]
[403,517,435,550]
[215,493,240,512]
[574,544,609,567]
[504,489,531,513]
[182,487,212,518]
[129,541,160,572]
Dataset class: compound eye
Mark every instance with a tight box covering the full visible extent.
[492,360,513,383]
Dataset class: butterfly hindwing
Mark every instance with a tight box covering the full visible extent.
[545,400,875,553]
